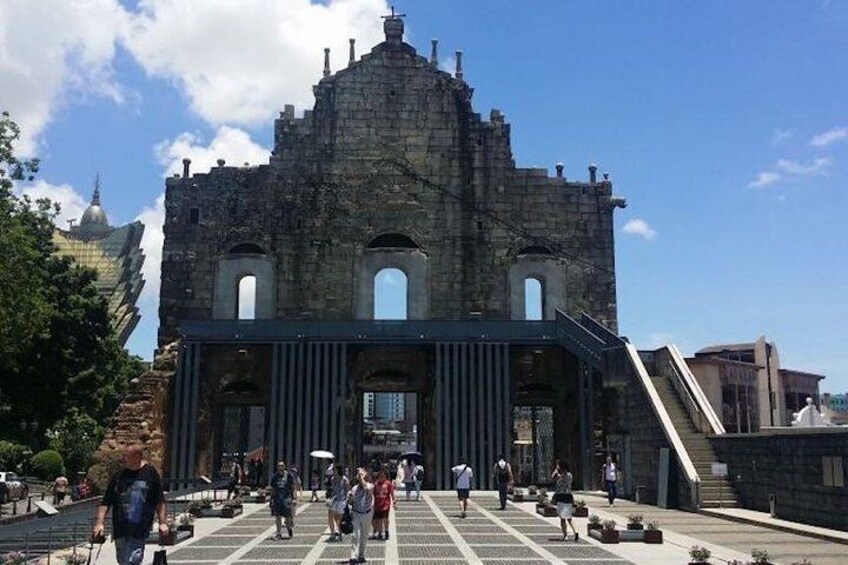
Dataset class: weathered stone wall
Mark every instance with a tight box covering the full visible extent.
[712,428,848,530]
[158,26,620,344]
[89,341,178,490]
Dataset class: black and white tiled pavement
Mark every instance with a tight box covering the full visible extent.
[165,494,631,565]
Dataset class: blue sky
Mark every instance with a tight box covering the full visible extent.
[3,0,846,392]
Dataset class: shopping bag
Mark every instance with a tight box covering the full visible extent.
[152,548,168,565]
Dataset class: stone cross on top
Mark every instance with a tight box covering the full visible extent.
[382,6,406,45]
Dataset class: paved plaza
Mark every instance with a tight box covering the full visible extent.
[84,492,846,565]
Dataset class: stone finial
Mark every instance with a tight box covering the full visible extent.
[284,104,295,120]
[349,38,356,66]
[323,48,331,77]
[430,39,439,66]
[382,7,405,45]
[92,172,101,205]
[588,163,597,183]
[455,50,464,80]
[603,172,610,181]
[182,158,191,178]
[555,163,564,178]
[217,159,225,167]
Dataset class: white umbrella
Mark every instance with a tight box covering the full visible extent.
[310,449,335,459]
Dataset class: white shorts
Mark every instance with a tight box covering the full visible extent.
[328,499,346,514]
[556,502,573,519]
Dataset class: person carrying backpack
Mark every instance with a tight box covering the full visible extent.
[450,459,474,518]
[492,455,513,510]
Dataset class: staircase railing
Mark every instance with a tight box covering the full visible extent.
[665,345,726,435]
[623,343,701,508]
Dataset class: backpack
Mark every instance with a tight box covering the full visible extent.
[496,464,509,484]
[415,466,424,481]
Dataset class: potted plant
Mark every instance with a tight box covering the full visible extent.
[752,548,773,565]
[587,514,602,534]
[177,513,195,535]
[573,498,588,517]
[187,500,207,517]
[0,552,27,565]
[509,487,525,502]
[63,553,87,565]
[221,500,243,518]
[643,520,663,544]
[527,485,538,496]
[689,545,711,564]
[626,513,644,530]
[536,488,548,507]
[598,519,619,543]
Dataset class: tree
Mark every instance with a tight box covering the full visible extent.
[0,111,144,450]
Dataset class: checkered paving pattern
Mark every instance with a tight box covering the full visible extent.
[165,495,632,564]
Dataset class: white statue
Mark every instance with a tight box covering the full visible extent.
[791,397,830,427]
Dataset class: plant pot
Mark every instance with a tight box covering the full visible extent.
[536,505,558,517]
[221,506,243,518]
[177,525,194,536]
[643,529,663,544]
[573,507,588,517]
[627,523,644,530]
[587,523,602,535]
[589,528,619,543]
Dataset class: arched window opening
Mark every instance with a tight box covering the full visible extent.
[367,233,419,249]
[524,277,543,320]
[238,275,257,320]
[374,268,407,320]
[229,243,266,255]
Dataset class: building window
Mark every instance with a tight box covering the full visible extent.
[189,208,200,224]
[524,277,543,320]
[823,456,845,487]
[374,268,407,320]
[238,275,257,320]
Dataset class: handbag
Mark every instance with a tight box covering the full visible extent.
[340,505,354,534]
[152,548,168,565]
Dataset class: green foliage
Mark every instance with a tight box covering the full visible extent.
[751,548,771,564]
[0,441,33,473]
[689,545,712,562]
[46,408,104,476]
[29,449,64,480]
[0,111,144,455]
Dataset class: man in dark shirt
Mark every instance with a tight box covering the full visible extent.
[92,444,167,565]
[268,460,296,539]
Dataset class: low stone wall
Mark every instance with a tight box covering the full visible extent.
[711,428,848,531]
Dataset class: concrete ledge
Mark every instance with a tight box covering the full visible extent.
[698,507,848,546]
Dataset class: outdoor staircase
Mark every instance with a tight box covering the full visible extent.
[651,375,739,508]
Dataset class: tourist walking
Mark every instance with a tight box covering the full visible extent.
[451,460,473,518]
[492,455,513,510]
[401,459,415,501]
[91,444,167,565]
[269,461,296,540]
[289,465,303,503]
[370,469,396,540]
[226,458,243,500]
[601,455,618,507]
[310,470,321,502]
[348,468,374,564]
[326,464,349,541]
[52,474,68,506]
[551,460,578,541]
[413,462,424,501]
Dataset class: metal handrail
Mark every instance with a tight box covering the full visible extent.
[666,358,706,433]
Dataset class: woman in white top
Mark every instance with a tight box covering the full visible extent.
[451,461,474,518]
[551,460,578,541]
[348,468,374,565]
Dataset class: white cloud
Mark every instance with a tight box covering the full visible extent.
[775,157,832,176]
[810,127,848,147]
[135,193,165,313]
[0,0,127,154]
[154,126,270,177]
[770,129,793,146]
[622,218,657,240]
[16,180,89,227]
[125,0,389,126]
[747,171,782,189]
